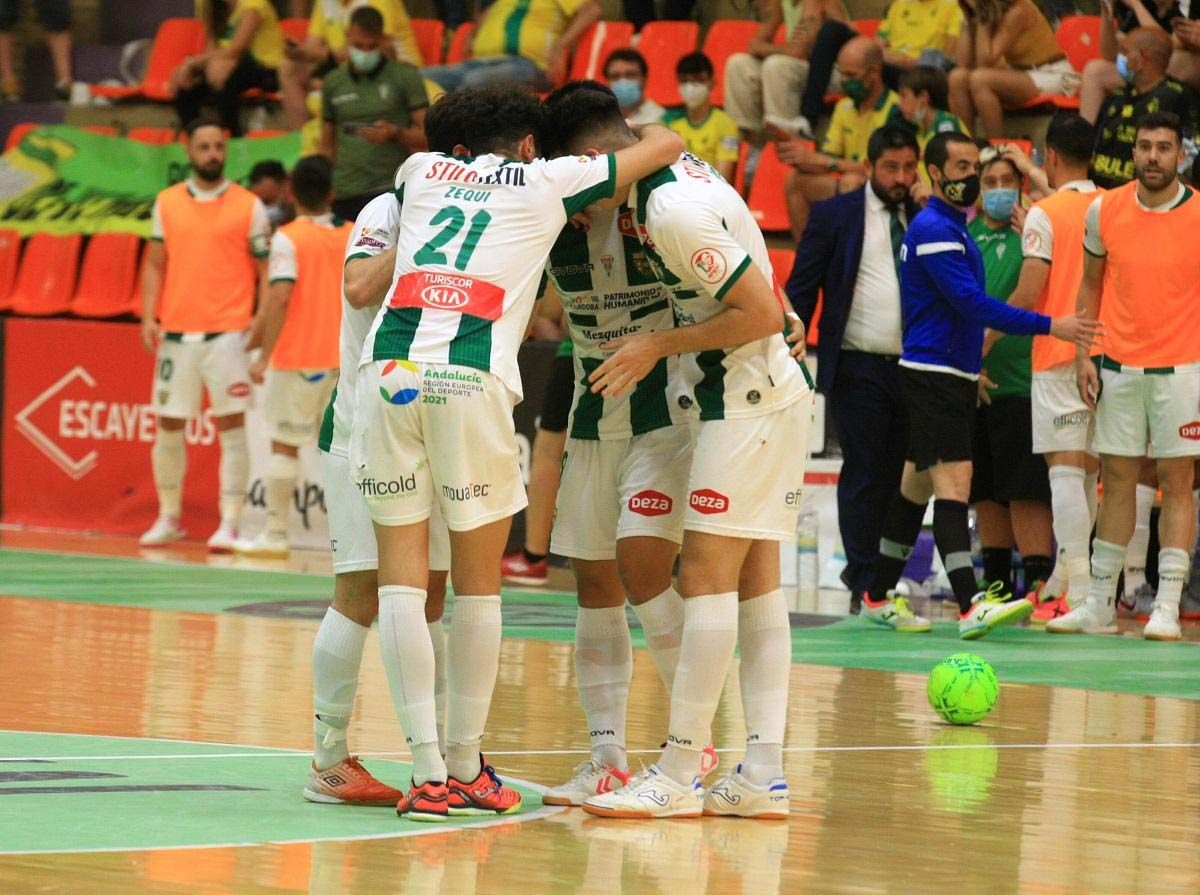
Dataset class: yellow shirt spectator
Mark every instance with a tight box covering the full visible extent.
[822,90,902,161]
[663,107,740,171]
[472,0,589,71]
[308,0,422,66]
[877,0,963,60]
[197,0,285,69]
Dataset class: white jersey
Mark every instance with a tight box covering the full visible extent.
[319,193,400,457]
[630,153,811,420]
[362,151,618,401]
[546,205,688,440]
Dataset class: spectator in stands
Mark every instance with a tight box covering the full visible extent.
[781,36,901,240]
[948,0,1075,138]
[603,48,664,126]
[624,0,695,33]
[0,0,72,101]
[897,66,968,155]
[320,7,428,220]
[249,160,293,228]
[279,0,421,129]
[969,145,1055,599]
[722,0,850,139]
[422,0,602,92]
[1079,0,1179,123]
[175,0,284,136]
[663,52,740,181]
[1090,28,1200,188]
[794,0,963,139]
[786,125,922,612]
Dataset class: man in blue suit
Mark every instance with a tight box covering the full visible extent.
[786,124,924,621]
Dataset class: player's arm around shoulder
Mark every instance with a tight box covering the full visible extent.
[611,124,684,193]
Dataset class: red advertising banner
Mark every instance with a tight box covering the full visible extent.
[1,318,221,535]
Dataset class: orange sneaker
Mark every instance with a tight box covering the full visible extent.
[1031,595,1072,626]
[396,779,450,822]
[303,756,404,806]
[447,758,522,816]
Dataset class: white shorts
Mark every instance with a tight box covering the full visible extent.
[322,449,451,574]
[550,425,694,561]
[153,331,251,419]
[1028,57,1078,96]
[264,368,337,447]
[1094,362,1200,459]
[684,398,813,541]
[1031,364,1094,454]
[350,359,528,530]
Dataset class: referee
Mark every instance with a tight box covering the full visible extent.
[859,131,1099,640]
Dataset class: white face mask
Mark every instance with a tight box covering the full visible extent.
[678,81,710,109]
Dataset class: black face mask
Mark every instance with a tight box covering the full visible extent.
[939,169,981,207]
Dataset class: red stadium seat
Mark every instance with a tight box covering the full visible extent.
[280,17,309,45]
[127,127,176,144]
[411,17,446,65]
[733,141,750,195]
[129,248,152,317]
[639,21,699,106]
[9,233,83,316]
[71,234,144,319]
[446,21,475,64]
[246,129,289,138]
[701,20,759,107]
[747,140,805,233]
[0,229,21,312]
[1009,16,1098,112]
[855,18,881,37]
[91,18,206,103]
[569,21,635,82]
[5,121,36,151]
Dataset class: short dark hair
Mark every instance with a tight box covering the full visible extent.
[604,47,648,78]
[1136,110,1183,146]
[924,130,975,171]
[1044,112,1096,165]
[542,81,628,156]
[898,66,949,111]
[348,6,385,35]
[676,52,713,78]
[289,155,332,209]
[424,85,545,157]
[249,160,286,184]
[867,124,919,164]
[184,113,224,140]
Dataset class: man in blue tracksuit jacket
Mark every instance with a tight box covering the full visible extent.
[857,131,1099,641]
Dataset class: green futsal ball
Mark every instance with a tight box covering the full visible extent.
[927,653,999,725]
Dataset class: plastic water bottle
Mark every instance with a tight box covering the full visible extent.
[795,509,819,610]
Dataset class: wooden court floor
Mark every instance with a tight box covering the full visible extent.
[0,530,1198,895]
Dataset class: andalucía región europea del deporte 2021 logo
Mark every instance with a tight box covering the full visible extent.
[379,359,421,405]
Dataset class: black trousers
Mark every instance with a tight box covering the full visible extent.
[828,351,909,597]
[175,54,279,136]
[800,20,903,123]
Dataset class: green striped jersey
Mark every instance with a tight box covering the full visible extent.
[546,206,687,440]
[363,151,617,401]
[631,153,811,420]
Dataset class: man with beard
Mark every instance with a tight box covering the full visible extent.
[1050,111,1200,642]
[139,113,271,552]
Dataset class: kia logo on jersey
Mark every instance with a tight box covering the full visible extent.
[629,490,673,516]
[1180,422,1200,440]
[421,285,470,310]
[689,489,729,514]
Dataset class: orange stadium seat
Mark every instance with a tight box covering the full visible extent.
[91,18,206,103]
[855,18,881,37]
[701,20,759,107]
[569,21,635,82]
[639,21,699,106]
[129,248,151,317]
[71,234,144,319]
[446,21,475,64]
[9,233,83,316]
[747,140,804,232]
[733,141,750,195]
[127,127,176,144]
[5,121,36,151]
[246,129,289,138]
[767,247,821,344]
[0,229,21,312]
[280,18,309,45]
[411,18,446,65]
[1011,15,1099,111]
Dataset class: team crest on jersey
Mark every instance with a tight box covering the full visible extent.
[600,254,615,276]
[690,248,727,284]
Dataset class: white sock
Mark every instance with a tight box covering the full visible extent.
[1124,484,1155,593]
[737,590,790,785]
[428,619,447,755]
[1156,547,1189,609]
[575,606,633,772]
[377,585,444,784]
[266,452,297,539]
[446,594,502,783]
[217,426,249,525]
[1049,466,1093,602]
[151,427,186,518]
[1045,547,1068,599]
[312,607,368,770]
[659,592,739,785]
[631,586,685,693]
[1087,539,1126,611]
[1085,471,1099,527]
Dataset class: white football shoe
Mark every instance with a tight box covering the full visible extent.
[703,765,790,820]
[206,521,239,554]
[1046,596,1118,635]
[1144,601,1182,641]
[581,765,702,819]
[139,515,184,547]
[542,759,631,806]
[234,530,290,559]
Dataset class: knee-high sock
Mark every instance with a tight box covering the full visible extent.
[217,426,249,525]
[1156,547,1190,609]
[266,452,297,539]
[1124,483,1156,593]
[1049,466,1094,603]
[737,590,790,785]
[630,586,684,693]
[932,499,978,614]
[1087,539,1125,611]
[575,606,633,771]
[378,585,444,784]
[152,427,186,518]
[312,607,369,769]
[869,496,928,602]
[445,594,502,782]
[659,592,739,785]
[428,619,447,755]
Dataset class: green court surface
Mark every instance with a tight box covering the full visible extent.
[0,731,553,854]
[1,548,1198,701]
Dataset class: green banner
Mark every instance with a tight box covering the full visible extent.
[0,125,302,237]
